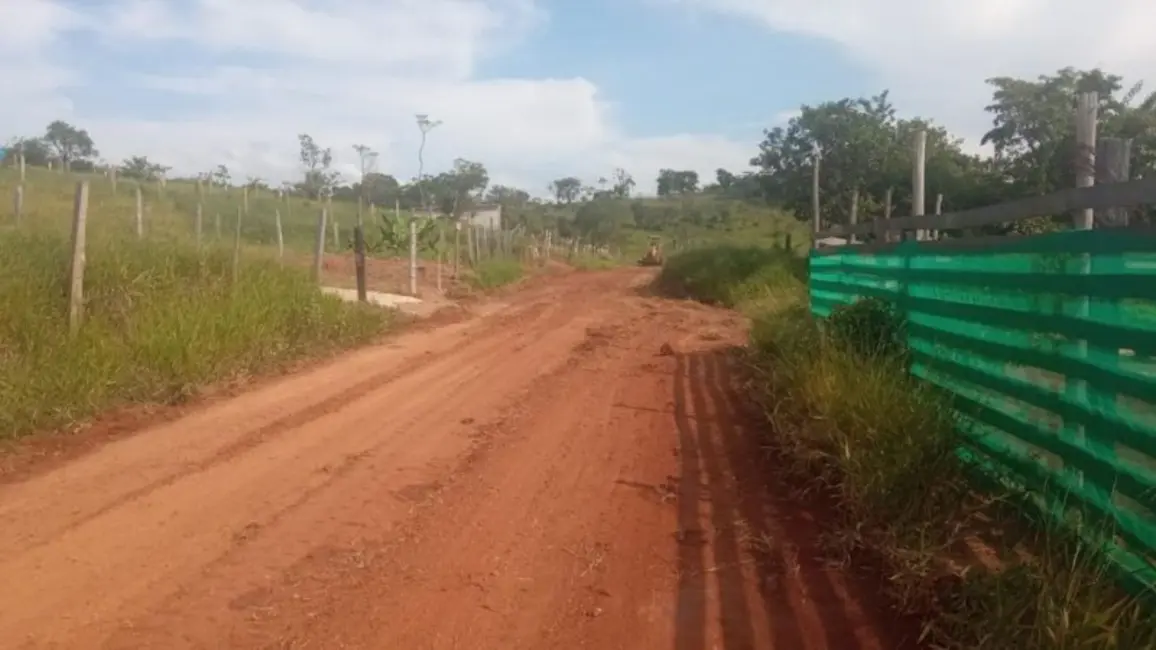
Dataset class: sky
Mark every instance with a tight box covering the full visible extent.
[2,0,1155,196]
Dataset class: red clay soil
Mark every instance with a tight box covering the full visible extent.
[0,268,921,650]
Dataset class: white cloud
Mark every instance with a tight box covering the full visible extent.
[668,0,1156,148]
[0,0,751,195]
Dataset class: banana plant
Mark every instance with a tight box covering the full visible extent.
[368,210,444,256]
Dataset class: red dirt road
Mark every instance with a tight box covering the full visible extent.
[0,268,915,650]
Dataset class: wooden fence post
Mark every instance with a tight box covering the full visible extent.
[135,186,144,238]
[1074,93,1099,230]
[883,187,893,242]
[354,225,368,302]
[232,207,243,282]
[17,143,25,182]
[811,146,821,248]
[68,182,89,335]
[1096,137,1132,227]
[933,193,944,240]
[313,208,328,283]
[408,216,418,296]
[849,187,859,244]
[275,209,284,262]
[912,130,927,240]
[453,220,461,278]
[1064,91,1099,492]
[195,202,203,245]
[13,184,23,224]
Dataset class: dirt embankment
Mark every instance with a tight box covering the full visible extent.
[0,267,917,649]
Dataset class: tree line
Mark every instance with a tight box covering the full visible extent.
[754,67,1156,234]
[5,66,1153,242]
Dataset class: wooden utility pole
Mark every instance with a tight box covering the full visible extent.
[912,130,927,241]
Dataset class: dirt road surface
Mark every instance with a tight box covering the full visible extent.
[0,268,915,650]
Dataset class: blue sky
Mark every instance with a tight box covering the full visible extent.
[2,0,1153,195]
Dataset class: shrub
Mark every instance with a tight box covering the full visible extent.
[469,258,524,289]
[825,296,908,361]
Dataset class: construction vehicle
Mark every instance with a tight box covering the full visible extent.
[638,236,664,266]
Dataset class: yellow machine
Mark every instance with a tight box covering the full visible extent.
[638,236,663,266]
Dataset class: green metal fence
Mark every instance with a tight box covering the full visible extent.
[809,227,1156,592]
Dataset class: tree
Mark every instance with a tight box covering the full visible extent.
[549,177,582,204]
[211,164,231,187]
[611,168,635,198]
[656,169,699,196]
[355,172,400,206]
[43,120,97,171]
[352,143,379,204]
[485,184,531,208]
[120,155,170,181]
[298,133,338,198]
[429,158,489,217]
[983,67,1156,197]
[574,197,634,245]
[715,168,736,190]
[1,137,52,167]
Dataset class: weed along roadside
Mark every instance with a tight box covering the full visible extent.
[657,243,1156,650]
[0,229,390,442]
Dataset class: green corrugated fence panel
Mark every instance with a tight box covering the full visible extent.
[808,228,1156,594]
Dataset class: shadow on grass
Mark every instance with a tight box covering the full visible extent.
[670,346,921,650]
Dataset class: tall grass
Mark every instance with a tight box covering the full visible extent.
[0,231,389,439]
[468,257,525,290]
[658,244,1156,650]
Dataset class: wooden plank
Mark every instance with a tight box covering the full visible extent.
[816,176,1156,239]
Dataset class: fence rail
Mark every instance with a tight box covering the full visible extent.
[815,176,1156,241]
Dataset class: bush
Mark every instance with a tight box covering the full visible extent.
[657,244,803,308]
[825,297,908,360]
[469,258,524,289]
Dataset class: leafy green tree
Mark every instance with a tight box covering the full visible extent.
[120,155,170,181]
[43,120,97,171]
[549,176,582,204]
[611,168,636,197]
[656,169,699,196]
[297,133,338,198]
[574,197,634,245]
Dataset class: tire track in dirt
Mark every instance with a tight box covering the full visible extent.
[0,268,920,650]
